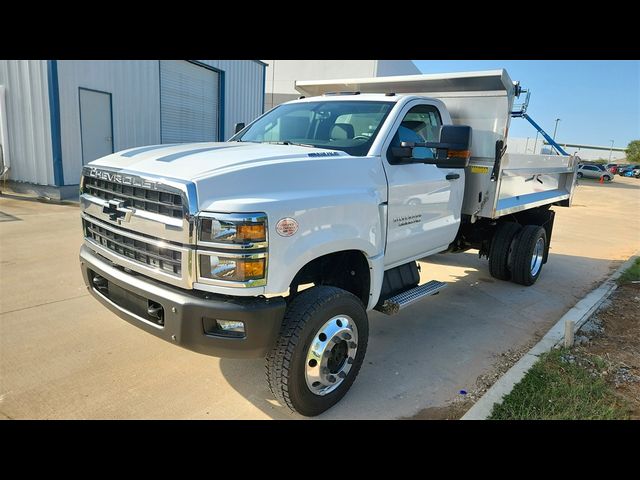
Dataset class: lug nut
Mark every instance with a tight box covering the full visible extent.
[327,375,336,383]
[338,372,347,379]
[342,332,352,340]
[347,357,354,364]
[349,342,357,349]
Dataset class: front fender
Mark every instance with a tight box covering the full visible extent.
[265,194,385,295]
[193,154,389,298]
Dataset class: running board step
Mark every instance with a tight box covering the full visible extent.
[375,280,447,315]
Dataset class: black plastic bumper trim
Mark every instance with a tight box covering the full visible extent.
[79,245,286,358]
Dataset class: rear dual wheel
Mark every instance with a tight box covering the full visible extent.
[489,223,547,286]
[488,222,521,280]
[511,225,547,286]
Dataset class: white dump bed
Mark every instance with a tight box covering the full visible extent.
[296,70,578,219]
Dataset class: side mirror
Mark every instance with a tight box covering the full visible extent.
[396,125,472,168]
[234,122,246,134]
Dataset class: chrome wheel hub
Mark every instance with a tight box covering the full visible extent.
[305,315,358,396]
[530,237,545,276]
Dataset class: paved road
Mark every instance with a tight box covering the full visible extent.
[1,177,638,419]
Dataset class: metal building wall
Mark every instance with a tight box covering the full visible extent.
[58,60,264,185]
[0,60,264,187]
[374,60,420,76]
[261,60,419,110]
[0,60,54,185]
[263,60,378,111]
[57,60,161,185]
[196,60,265,140]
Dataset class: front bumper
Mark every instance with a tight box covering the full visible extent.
[79,245,286,358]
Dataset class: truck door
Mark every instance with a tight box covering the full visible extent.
[382,101,465,267]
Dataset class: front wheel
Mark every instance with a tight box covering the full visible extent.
[577,172,583,178]
[266,286,368,416]
[603,175,611,181]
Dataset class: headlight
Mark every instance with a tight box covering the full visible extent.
[198,253,266,282]
[196,212,268,287]
[198,213,267,246]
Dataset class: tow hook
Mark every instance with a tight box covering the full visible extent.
[147,300,164,325]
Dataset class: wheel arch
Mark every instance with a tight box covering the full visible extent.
[288,249,373,307]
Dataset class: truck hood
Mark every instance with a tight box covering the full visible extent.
[89,142,350,182]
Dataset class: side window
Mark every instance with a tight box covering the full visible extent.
[388,104,442,163]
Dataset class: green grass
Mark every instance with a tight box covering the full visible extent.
[617,257,640,285]
[489,349,630,420]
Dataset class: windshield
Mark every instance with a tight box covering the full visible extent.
[233,100,394,156]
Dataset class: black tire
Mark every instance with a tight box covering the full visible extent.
[511,225,547,286]
[489,222,522,280]
[265,286,368,416]
[577,172,583,178]
[603,175,611,181]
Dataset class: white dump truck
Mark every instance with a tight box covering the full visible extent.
[79,70,578,416]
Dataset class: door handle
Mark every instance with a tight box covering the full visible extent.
[446,173,460,180]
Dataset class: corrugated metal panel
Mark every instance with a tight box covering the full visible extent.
[160,60,219,143]
[196,60,265,140]
[54,60,263,185]
[0,60,53,185]
[57,60,161,185]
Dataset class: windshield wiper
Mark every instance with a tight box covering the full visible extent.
[264,141,316,148]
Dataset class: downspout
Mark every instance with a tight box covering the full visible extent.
[47,60,64,186]
[0,85,10,180]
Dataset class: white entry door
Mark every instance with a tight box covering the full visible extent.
[79,88,114,164]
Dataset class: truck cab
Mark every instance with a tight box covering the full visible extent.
[79,69,578,416]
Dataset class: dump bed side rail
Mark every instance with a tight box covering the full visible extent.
[462,152,578,219]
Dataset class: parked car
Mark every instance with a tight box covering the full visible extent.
[618,164,640,176]
[577,164,613,181]
[606,163,620,174]
[621,167,640,178]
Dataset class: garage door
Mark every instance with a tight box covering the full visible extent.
[160,60,219,143]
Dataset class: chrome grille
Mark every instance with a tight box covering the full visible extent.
[83,176,183,218]
[83,218,182,276]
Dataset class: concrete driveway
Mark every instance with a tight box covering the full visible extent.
[1,176,639,419]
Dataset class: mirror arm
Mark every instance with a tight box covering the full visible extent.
[400,141,466,150]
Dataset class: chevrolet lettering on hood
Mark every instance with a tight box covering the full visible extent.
[85,167,159,190]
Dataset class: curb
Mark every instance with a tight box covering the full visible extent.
[461,253,639,420]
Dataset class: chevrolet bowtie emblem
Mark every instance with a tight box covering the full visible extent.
[103,199,133,223]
